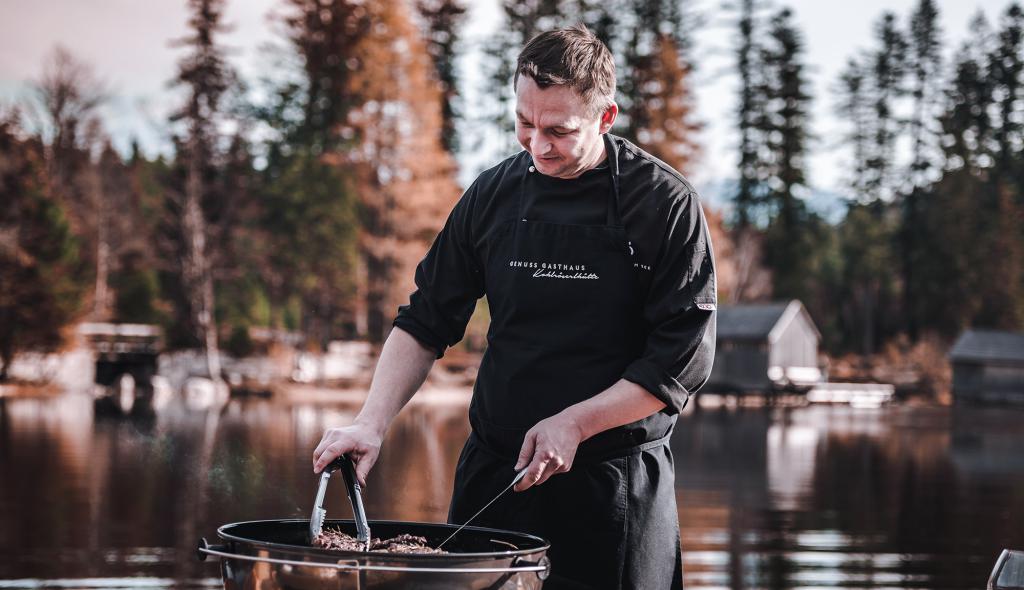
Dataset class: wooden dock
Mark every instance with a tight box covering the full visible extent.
[806,382,895,408]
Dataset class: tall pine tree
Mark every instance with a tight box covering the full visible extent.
[940,12,994,176]
[168,0,237,376]
[731,0,769,229]
[865,13,908,203]
[906,0,943,190]
[415,0,467,154]
[835,57,872,203]
[990,3,1024,179]
[976,3,1024,329]
[900,0,943,340]
[757,8,816,305]
[834,52,902,353]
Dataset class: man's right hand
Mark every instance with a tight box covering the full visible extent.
[310,327,438,487]
[312,422,384,487]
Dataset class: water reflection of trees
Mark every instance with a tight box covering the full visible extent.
[672,405,1024,589]
[0,387,476,581]
[673,408,771,589]
[0,393,97,577]
[4,393,1024,589]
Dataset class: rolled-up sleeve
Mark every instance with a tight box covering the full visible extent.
[622,191,717,414]
[393,181,485,358]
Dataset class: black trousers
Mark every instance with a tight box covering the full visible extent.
[448,432,684,590]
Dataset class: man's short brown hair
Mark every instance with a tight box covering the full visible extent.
[514,24,616,119]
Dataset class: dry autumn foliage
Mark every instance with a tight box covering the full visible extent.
[324,0,461,342]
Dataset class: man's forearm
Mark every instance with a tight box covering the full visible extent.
[353,326,437,437]
[560,379,666,441]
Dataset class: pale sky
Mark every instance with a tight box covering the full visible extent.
[0,0,1014,201]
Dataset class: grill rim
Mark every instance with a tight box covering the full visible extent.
[215,518,550,562]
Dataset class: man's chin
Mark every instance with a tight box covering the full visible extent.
[534,156,563,175]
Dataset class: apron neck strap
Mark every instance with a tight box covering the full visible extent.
[603,133,623,228]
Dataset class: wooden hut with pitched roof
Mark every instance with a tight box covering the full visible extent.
[949,329,1024,404]
[705,300,823,393]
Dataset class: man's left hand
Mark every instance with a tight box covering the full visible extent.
[513,411,585,491]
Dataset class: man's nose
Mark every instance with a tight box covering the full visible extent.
[532,133,551,155]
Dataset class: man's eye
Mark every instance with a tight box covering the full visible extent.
[552,130,567,137]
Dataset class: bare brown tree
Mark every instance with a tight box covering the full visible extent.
[32,47,108,317]
[630,33,702,176]
[330,0,462,342]
[33,46,106,194]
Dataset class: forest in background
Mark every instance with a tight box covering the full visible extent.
[2,0,1023,384]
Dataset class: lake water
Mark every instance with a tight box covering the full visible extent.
[1,388,1022,589]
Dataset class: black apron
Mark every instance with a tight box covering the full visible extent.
[448,134,684,589]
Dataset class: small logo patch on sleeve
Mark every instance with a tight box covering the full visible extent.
[695,301,717,311]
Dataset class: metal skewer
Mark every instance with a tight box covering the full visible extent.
[437,469,528,550]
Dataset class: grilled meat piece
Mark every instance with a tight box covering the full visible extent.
[313,529,446,554]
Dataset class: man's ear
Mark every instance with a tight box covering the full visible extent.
[600,103,618,133]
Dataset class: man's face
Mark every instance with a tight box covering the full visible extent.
[514,75,615,179]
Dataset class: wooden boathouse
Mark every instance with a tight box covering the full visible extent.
[949,329,1024,404]
[705,300,823,393]
[78,322,163,414]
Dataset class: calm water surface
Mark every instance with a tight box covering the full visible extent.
[0,388,1021,589]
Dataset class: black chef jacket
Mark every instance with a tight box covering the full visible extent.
[393,133,716,415]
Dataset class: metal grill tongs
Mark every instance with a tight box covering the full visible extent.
[309,454,371,551]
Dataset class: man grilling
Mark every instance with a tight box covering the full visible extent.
[313,23,717,589]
